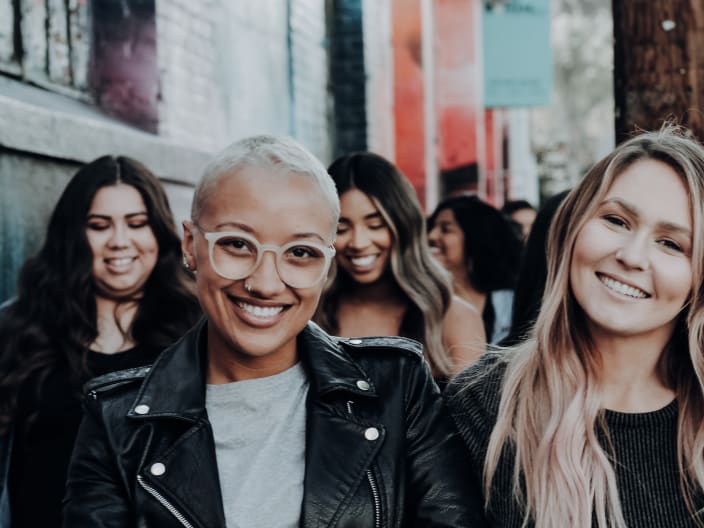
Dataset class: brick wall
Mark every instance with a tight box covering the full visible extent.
[290,0,332,163]
[362,0,395,160]
[156,0,226,151]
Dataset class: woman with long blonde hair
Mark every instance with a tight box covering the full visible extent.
[446,126,704,527]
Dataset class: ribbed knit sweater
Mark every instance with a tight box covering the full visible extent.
[445,352,703,527]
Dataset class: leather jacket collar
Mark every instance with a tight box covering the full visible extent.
[126,318,378,421]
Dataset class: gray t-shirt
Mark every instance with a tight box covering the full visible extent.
[206,363,309,528]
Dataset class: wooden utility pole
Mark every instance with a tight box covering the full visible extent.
[613,0,704,143]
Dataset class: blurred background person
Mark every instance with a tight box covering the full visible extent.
[501,190,570,347]
[315,152,485,387]
[428,195,523,344]
[501,199,537,241]
[0,156,201,528]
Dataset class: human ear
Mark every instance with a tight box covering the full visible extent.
[181,220,197,271]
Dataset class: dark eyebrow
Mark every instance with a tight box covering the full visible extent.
[213,222,325,243]
[86,212,148,220]
[338,212,383,223]
[602,198,692,238]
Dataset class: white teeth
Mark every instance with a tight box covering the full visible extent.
[351,255,376,267]
[237,302,284,318]
[600,276,648,299]
[107,257,134,266]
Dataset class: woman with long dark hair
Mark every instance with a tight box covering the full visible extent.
[500,190,570,347]
[0,156,201,527]
[428,195,523,344]
[315,152,485,384]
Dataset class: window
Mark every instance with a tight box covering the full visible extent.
[0,0,158,132]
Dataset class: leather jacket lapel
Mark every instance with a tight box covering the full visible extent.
[124,319,226,527]
[127,318,208,421]
[138,419,226,528]
[298,323,385,526]
[301,400,385,526]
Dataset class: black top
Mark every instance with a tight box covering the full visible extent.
[9,345,161,528]
[481,297,495,344]
[445,352,703,527]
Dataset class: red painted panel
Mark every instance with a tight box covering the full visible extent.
[434,0,482,197]
[392,0,426,204]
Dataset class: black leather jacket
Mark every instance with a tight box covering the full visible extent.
[63,319,486,527]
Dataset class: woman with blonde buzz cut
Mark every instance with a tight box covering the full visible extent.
[446,125,704,527]
[64,135,487,527]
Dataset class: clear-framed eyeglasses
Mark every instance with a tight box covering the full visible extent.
[193,225,335,289]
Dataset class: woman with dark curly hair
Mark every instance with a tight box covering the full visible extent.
[428,195,523,344]
[0,156,201,528]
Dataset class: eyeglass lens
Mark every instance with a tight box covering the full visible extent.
[210,234,328,288]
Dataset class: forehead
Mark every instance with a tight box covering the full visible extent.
[200,166,336,236]
[434,207,459,224]
[604,159,691,227]
[339,188,381,218]
[512,208,536,222]
[89,184,146,213]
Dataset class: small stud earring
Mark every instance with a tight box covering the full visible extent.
[182,255,192,271]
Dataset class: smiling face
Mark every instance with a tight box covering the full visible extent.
[334,188,393,284]
[569,159,693,347]
[428,207,466,278]
[182,165,336,378]
[86,184,159,299]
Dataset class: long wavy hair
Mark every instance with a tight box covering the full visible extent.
[483,126,704,527]
[315,152,454,376]
[0,156,201,434]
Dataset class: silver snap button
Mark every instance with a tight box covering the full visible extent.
[150,462,166,476]
[356,380,370,391]
[349,338,363,345]
[134,404,150,415]
[364,427,380,441]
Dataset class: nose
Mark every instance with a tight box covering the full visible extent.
[615,233,650,271]
[349,227,371,250]
[244,250,286,295]
[427,225,440,245]
[107,223,129,249]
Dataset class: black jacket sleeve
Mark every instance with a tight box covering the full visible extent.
[63,397,132,528]
[403,358,489,527]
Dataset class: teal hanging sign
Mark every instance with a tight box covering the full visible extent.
[483,0,552,107]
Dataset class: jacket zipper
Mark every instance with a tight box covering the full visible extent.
[137,474,195,528]
[346,400,381,528]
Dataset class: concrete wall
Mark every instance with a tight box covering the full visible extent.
[290,0,331,163]
[0,152,79,301]
[362,0,395,160]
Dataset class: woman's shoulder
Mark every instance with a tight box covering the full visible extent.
[445,294,481,321]
[442,295,487,364]
[444,351,507,426]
